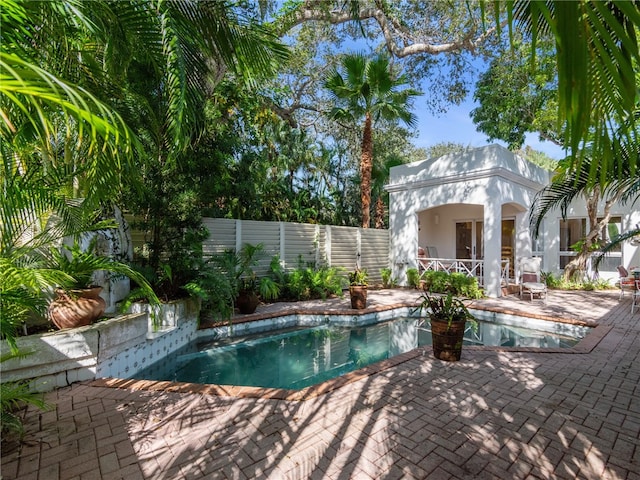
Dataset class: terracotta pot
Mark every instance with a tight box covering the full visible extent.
[349,285,367,309]
[49,287,106,330]
[430,316,466,362]
[236,290,259,314]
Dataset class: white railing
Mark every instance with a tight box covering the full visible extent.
[417,257,510,286]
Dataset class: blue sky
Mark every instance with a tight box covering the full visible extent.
[339,32,567,161]
[413,95,566,161]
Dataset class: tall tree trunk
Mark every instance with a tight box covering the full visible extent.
[563,187,620,281]
[374,196,385,229]
[360,113,373,228]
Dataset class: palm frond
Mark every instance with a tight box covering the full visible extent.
[0,52,132,158]
[505,1,640,182]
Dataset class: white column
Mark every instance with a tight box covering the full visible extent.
[483,199,502,298]
[389,191,417,286]
[515,211,531,259]
[546,214,560,274]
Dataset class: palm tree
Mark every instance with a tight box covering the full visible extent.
[1,0,288,199]
[530,114,639,280]
[324,53,420,228]
[0,0,289,341]
[0,0,289,435]
[505,1,639,183]
[371,154,405,229]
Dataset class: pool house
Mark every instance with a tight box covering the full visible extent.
[386,144,640,298]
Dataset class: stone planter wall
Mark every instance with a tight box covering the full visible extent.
[0,298,200,392]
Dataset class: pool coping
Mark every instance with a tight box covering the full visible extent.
[92,301,612,401]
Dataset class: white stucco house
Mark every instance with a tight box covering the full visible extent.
[386,144,640,298]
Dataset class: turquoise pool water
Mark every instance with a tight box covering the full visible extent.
[132,312,590,390]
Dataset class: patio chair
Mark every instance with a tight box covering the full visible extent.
[519,257,547,302]
[617,265,636,299]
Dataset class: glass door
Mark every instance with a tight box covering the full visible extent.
[456,221,483,259]
[501,219,515,278]
[456,221,472,259]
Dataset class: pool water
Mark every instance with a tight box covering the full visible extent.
[133,312,590,390]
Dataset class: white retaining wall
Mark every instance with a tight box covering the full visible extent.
[0,298,200,392]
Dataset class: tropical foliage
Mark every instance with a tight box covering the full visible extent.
[415,291,476,326]
[530,126,639,280]
[471,35,561,150]
[0,0,288,432]
[1,351,49,436]
[500,1,639,183]
[421,271,484,299]
[324,53,420,228]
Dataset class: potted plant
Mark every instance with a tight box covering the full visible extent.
[348,267,369,309]
[214,243,278,315]
[47,240,157,329]
[416,292,476,362]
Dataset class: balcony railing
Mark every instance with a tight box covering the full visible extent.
[417,257,510,286]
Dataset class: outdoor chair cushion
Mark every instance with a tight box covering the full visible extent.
[522,281,546,292]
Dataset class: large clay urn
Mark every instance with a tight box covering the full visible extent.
[349,285,367,309]
[49,287,106,329]
[236,290,259,314]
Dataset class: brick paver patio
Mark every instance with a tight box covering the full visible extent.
[2,289,639,479]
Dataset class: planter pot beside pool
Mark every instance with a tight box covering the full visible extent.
[349,285,367,309]
[48,287,107,329]
[236,290,259,314]
[430,316,466,362]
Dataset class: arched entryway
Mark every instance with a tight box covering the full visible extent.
[386,145,549,297]
[416,202,528,290]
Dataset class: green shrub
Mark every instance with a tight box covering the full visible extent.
[265,256,346,301]
[380,268,398,288]
[1,351,49,437]
[420,270,483,299]
[421,270,450,293]
[406,268,420,288]
[183,263,235,322]
[542,271,614,291]
[541,271,561,288]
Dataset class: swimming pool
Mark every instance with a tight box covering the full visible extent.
[132,311,591,390]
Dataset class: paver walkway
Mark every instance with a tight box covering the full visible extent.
[2,289,640,479]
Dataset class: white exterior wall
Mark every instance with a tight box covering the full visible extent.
[543,201,640,282]
[387,144,640,294]
[388,145,549,298]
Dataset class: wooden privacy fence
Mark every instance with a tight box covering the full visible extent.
[131,218,390,284]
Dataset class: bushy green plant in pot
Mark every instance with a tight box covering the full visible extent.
[213,243,271,315]
[47,240,158,329]
[416,292,476,362]
[348,267,368,309]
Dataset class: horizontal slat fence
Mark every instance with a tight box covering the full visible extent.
[129,218,389,284]
[360,228,392,279]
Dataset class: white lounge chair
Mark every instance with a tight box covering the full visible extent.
[519,257,547,302]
